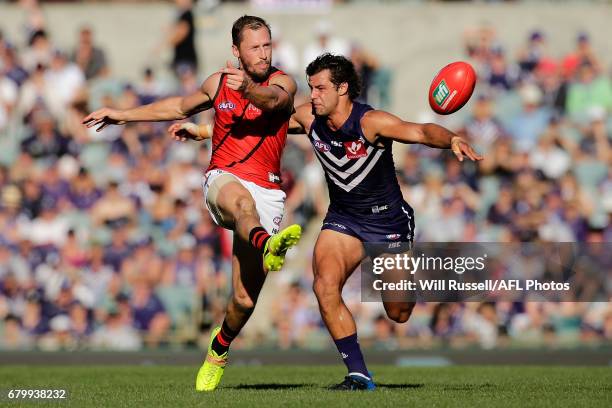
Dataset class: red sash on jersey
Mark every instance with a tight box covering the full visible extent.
[206,68,289,189]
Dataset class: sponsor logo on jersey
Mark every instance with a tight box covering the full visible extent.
[313,140,331,152]
[217,101,235,111]
[386,233,401,240]
[330,140,343,147]
[273,216,282,226]
[247,104,261,114]
[343,140,367,159]
[245,103,262,119]
[268,172,281,184]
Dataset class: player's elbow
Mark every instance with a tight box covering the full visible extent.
[313,274,341,303]
[266,92,293,113]
[175,107,189,120]
[176,98,193,120]
[262,96,285,112]
[416,123,433,143]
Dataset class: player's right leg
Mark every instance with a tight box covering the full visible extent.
[312,229,375,391]
[204,170,301,271]
[195,235,267,391]
[378,252,416,323]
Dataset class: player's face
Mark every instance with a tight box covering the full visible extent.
[233,28,272,82]
[308,69,341,116]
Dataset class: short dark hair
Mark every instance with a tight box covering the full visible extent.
[306,53,361,100]
[231,15,271,47]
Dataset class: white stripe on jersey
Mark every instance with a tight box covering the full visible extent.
[311,129,374,169]
[316,148,384,192]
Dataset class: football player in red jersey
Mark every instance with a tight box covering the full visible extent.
[83,15,302,392]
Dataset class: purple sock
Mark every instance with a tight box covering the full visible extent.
[333,333,370,379]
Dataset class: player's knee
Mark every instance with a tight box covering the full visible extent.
[388,311,410,324]
[233,195,257,216]
[386,304,415,323]
[313,274,341,303]
[232,291,256,312]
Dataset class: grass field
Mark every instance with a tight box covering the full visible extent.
[1,365,611,407]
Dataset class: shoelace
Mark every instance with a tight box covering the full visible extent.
[206,353,228,367]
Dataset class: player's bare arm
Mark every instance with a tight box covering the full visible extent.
[288,103,314,134]
[172,98,309,141]
[220,61,296,113]
[83,73,222,132]
[361,110,483,162]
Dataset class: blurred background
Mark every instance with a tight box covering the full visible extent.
[0,0,610,354]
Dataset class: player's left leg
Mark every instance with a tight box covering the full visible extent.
[196,176,297,391]
[312,229,375,391]
[195,236,267,391]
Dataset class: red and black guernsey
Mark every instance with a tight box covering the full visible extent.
[206,67,290,190]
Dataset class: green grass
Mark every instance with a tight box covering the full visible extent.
[1,365,610,407]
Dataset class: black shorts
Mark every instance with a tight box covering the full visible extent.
[321,201,415,257]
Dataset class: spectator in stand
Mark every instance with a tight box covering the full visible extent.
[533,59,566,116]
[462,94,506,154]
[1,44,29,88]
[507,84,551,153]
[0,71,18,133]
[562,32,603,78]
[72,26,107,81]
[270,25,299,81]
[302,20,350,72]
[486,46,518,92]
[129,279,170,347]
[463,23,497,72]
[517,30,547,79]
[21,29,52,72]
[170,0,198,75]
[566,62,612,122]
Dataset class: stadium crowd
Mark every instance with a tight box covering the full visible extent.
[0,5,611,351]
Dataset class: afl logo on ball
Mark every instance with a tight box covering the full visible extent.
[217,101,235,111]
[344,141,367,159]
[314,140,331,152]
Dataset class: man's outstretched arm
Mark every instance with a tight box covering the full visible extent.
[362,110,483,162]
[169,102,313,141]
[83,73,221,132]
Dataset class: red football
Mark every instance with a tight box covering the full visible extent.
[428,61,477,115]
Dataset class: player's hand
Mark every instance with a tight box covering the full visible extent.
[220,60,253,93]
[450,136,483,162]
[168,122,209,142]
[82,108,127,132]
